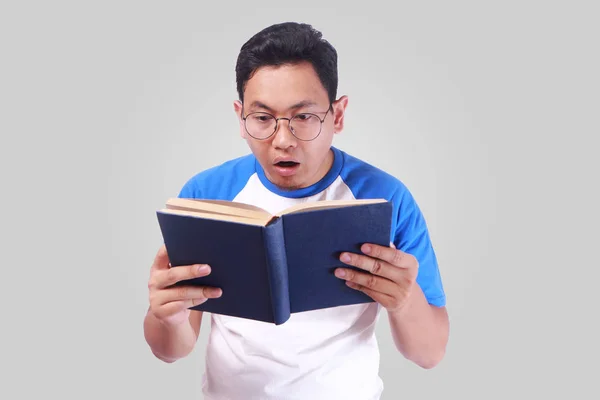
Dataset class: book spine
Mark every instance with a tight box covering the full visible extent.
[263,218,291,325]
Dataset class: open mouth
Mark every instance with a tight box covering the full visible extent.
[275,161,299,167]
[273,160,300,177]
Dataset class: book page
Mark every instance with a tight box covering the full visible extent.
[166,198,271,220]
[159,207,272,226]
[276,198,387,216]
[186,199,269,214]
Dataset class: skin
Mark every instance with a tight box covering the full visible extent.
[233,62,347,190]
[143,61,449,369]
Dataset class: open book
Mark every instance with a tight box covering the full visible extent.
[156,197,393,325]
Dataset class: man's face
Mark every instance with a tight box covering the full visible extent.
[234,61,347,190]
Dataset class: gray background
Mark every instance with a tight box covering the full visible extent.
[1,1,599,399]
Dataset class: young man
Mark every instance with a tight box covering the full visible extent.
[144,22,449,400]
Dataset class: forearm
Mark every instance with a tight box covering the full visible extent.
[143,309,198,363]
[388,284,449,369]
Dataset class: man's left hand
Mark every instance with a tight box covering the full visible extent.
[335,242,418,313]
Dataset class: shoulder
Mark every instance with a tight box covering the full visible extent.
[338,148,412,206]
[337,148,421,234]
[178,153,257,200]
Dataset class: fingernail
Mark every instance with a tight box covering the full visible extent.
[341,253,351,262]
[198,264,209,273]
[362,244,371,254]
[213,288,222,297]
[335,269,346,278]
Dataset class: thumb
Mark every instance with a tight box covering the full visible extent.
[152,244,171,271]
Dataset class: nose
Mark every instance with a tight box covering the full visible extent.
[271,118,297,149]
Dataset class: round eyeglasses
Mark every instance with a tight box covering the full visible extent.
[242,106,331,141]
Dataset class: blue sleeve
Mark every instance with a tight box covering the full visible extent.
[392,188,446,307]
[175,154,257,201]
[178,178,198,198]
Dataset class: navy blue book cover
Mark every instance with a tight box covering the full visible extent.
[281,202,393,313]
[156,212,279,323]
[156,200,392,325]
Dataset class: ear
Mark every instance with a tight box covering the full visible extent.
[233,100,246,138]
[331,95,348,134]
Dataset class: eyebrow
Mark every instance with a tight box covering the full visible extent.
[248,100,319,113]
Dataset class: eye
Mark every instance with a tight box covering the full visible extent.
[294,113,314,121]
[250,114,274,123]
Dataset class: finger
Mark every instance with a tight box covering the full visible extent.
[335,268,398,296]
[154,300,189,319]
[158,296,210,317]
[356,243,415,269]
[151,245,171,271]
[339,251,404,282]
[155,285,222,306]
[345,280,395,306]
[152,295,213,320]
[190,297,209,307]
[155,263,212,289]
[363,243,413,267]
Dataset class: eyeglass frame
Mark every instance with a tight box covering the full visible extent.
[241,103,333,141]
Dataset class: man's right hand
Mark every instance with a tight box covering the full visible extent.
[147,245,222,327]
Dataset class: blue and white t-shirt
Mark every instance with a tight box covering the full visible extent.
[178,146,445,400]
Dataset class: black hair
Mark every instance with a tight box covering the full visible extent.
[235,22,338,104]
